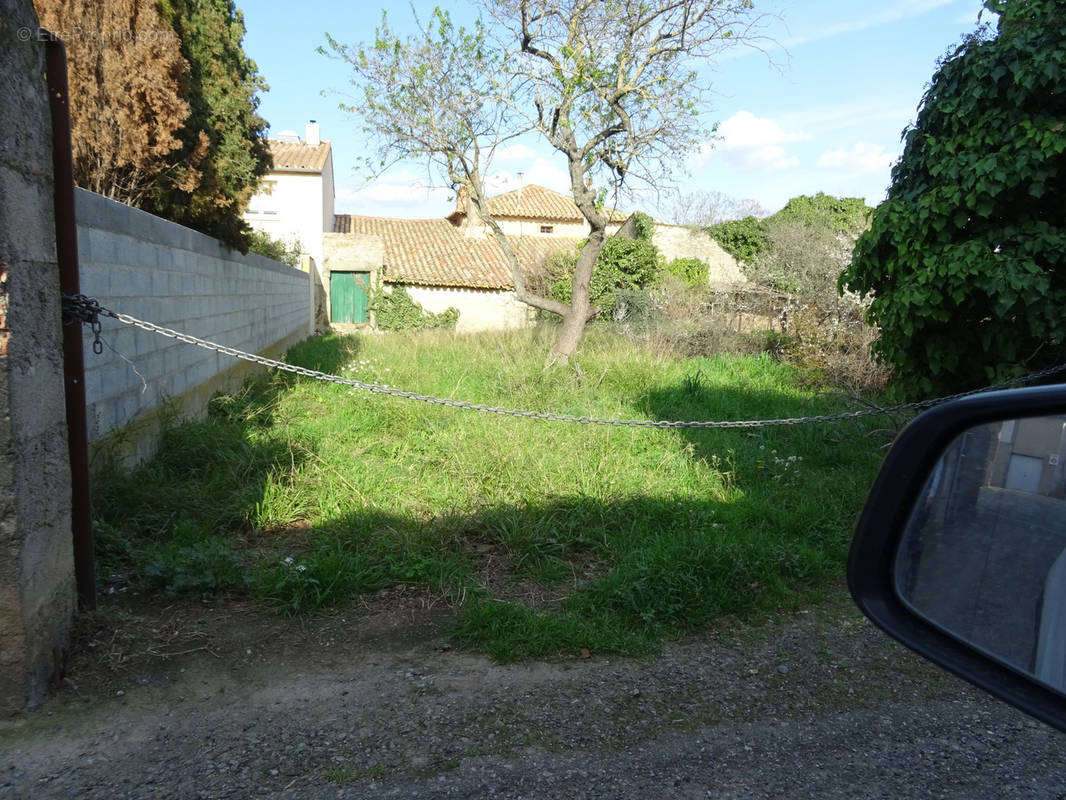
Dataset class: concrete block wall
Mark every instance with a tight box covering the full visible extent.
[0,2,76,715]
[75,189,311,459]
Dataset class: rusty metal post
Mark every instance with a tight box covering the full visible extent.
[43,30,95,611]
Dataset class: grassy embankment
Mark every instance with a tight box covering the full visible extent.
[93,325,891,659]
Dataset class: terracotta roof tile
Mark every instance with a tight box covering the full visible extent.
[268,139,331,172]
[333,215,581,290]
[447,184,628,224]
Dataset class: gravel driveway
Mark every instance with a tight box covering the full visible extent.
[2,588,1064,799]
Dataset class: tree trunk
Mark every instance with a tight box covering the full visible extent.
[549,225,605,364]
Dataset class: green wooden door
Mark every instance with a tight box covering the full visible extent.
[330,272,370,323]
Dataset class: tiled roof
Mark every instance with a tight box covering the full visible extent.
[333,215,581,290]
[447,184,629,224]
[268,139,331,172]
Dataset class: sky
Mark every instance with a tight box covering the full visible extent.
[239,0,992,222]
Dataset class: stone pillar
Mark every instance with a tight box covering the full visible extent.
[0,1,76,715]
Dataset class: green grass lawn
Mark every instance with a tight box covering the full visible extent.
[93,324,892,659]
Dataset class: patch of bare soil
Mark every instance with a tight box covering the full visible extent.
[2,589,1064,799]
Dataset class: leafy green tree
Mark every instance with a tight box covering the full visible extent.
[154,0,272,249]
[709,193,869,267]
[746,194,872,296]
[841,0,1066,396]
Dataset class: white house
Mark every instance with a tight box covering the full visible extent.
[243,121,335,267]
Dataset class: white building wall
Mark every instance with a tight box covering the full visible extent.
[402,285,535,333]
[320,155,335,251]
[245,170,327,266]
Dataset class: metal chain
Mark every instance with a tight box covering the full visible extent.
[61,293,1066,430]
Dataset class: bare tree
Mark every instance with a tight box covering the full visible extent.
[327,0,765,365]
[667,190,768,227]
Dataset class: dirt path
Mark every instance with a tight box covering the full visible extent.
[2,589,1064,799]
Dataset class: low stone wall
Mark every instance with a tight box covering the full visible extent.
[76,189,311,462]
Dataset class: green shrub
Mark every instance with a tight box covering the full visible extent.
[371,286,459,331]
[246,230,302,267]
[611,288,660,328]
[548,237,662,314]
[662,257,708,287]
[773,193,871,237]
[706,216,769,263]
[631,210,656,241]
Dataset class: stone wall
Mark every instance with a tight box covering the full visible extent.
[0,2,76,715]
[652,224,749,286]
[76,189,311,462]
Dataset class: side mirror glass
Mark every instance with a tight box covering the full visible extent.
[848,386,1066,733]
[894,416,1066,695]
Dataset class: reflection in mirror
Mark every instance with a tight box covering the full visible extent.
[895,416,1066,695]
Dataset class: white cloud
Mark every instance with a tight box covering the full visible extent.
[717,111,808,150]
[486,157,571,195]
[704,111,807,172]
[493,143,537,163]
[816,142,897,173]
[335,171,452,217]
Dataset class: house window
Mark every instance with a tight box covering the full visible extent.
[247,180,278,215]
[540,225,554,234]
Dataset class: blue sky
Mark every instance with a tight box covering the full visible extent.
[240,0,991,221]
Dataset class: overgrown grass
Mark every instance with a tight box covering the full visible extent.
[93,324,891,659]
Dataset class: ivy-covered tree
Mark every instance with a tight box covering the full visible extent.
[774,193,871,239]
[154,0,272,249]
[840,0,1066,397]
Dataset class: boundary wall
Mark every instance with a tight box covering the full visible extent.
[76,188,311,462]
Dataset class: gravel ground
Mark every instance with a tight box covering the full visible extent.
[2,588,1064,799]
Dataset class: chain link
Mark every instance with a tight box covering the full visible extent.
[61,293,1066,430]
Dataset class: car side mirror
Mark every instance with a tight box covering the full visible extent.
[848,384,1066,733]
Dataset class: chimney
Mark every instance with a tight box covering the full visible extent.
[305,120,321,147]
